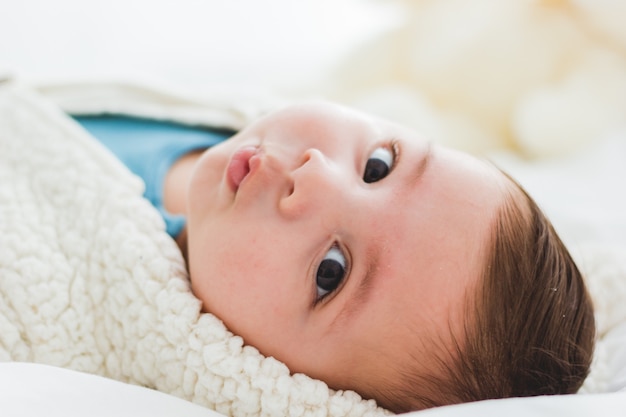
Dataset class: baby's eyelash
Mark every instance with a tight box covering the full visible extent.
[389,139,400,173]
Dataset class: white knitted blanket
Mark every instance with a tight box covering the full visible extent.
[0,81,386,417]
[2,79,625,416]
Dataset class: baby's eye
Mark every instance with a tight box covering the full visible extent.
[316,246,347,301]
[363,147,394,183]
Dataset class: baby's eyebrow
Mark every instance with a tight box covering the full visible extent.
[333,143,433,326]
[334,245,380,326]
[408,141,433,186]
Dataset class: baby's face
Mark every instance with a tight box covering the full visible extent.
[185,102,506,397]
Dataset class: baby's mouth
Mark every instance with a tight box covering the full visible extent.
[226,146,259,192]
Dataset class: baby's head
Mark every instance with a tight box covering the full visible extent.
[183,102,595,412]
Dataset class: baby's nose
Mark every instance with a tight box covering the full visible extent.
[278,148,342,220]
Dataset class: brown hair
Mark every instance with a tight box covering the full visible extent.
[380,178,596,412]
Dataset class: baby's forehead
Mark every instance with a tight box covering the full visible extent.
[376,119,434,147]
[264,102,407,132]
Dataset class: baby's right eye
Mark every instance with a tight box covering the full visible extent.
[316,246,347,301]
[363,147,394,183]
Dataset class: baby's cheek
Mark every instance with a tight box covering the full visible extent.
[188,257,238,316]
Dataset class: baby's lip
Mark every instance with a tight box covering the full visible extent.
[226,145,260,193]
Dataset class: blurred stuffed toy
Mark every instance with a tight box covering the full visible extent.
[323,0,626,157]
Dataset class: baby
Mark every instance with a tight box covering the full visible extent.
[90,101,596,412]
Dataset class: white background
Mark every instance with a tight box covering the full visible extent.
[0,0,400,95]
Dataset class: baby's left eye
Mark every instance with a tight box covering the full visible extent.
[363,147,394,183]
[316,246,347,301]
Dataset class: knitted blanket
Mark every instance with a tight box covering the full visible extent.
[2,79,625,416]
[0,81,386,417]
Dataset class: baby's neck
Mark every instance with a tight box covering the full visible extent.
[163,150,203,216]
[163,150,203,256]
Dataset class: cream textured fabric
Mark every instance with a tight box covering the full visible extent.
[0,81,386,417]
[577,243,626,394]
[2,79,626,416]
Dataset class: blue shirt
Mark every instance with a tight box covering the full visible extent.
[74,115,233,237]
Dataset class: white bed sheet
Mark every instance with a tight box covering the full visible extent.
[491,130,626,250]
[3,363,626,417]
[0,362,221,417]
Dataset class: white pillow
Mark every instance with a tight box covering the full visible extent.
[3,363,625,417]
